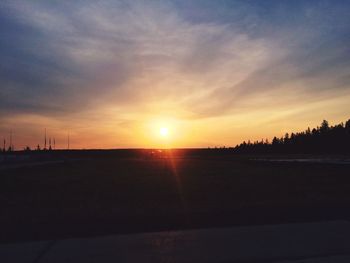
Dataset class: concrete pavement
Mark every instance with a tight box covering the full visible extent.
[1,220,350,263]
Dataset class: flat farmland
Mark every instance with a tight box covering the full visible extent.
[1,151,350,243]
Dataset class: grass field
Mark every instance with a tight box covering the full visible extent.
[1,150,350,243]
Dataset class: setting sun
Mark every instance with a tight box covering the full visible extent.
[159,127,169,137]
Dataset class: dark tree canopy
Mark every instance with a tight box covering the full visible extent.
[234,119,350,154]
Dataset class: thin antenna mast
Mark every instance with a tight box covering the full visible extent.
[10,131,12,151]
[44,128,47,150]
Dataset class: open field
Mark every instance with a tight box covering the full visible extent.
[1,150,350,243]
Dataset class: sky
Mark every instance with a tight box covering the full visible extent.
[1,0,350,149]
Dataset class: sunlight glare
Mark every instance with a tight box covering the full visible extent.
[160,127,169,137]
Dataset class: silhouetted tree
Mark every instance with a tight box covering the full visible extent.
[233,119,350,154]
[320,120,329,133]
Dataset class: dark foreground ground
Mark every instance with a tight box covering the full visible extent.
[1,149,350,243]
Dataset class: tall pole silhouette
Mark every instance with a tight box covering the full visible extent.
[44,128,47,150]
[9,131,12,151]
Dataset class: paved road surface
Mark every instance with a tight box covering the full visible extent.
[1,221,350,263]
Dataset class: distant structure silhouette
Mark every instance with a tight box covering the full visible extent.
[44,128,47,150]
[234,119,350,154]
[8,131,13,151]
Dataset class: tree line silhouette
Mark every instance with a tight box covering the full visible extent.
[234,119,350,154]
